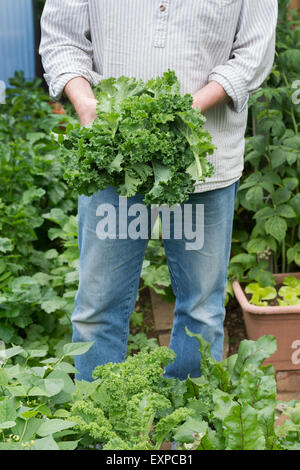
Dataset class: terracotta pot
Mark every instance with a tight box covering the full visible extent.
[232,272,300,372]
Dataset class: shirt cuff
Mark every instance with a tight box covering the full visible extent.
[44,69,103,101]
[208,67,249,113]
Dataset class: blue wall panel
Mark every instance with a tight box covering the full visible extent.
[0,0,35,86]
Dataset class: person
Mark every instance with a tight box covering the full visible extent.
[40,0,278,381]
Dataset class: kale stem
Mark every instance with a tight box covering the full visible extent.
[194,152,202,180]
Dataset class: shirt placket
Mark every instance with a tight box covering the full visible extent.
[153,0,170,48]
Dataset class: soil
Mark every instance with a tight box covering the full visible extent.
[225,297,247,356]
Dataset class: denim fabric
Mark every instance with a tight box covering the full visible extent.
[72,182,239,381]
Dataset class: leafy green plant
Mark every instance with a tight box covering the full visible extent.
[1,333,300,450]
[59,70,215,206]
[140,260,172,297]
[275,401,300,449]
[245,283,277,306]
[228,253,276,288]
[0,341,93,450]
[278,276,300,306]
[243,276,300,307]
[127,332,158,355]
[232,0,300,278]
[69,333,300,451]
[172,330,299,450]
[0,73,77,348]
[140,240,174,302]
[0,209,78,354]
[129,310,145,329]
[70,347,189,450]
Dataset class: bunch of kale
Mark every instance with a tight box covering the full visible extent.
[60,70,215,206]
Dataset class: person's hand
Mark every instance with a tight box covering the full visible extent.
[192,81,230,114]
[76,97,98,127]
[64,77,98,127]
[192,91,206,112]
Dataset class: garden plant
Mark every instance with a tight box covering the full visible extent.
[0,333,299,450]
[0,0,299,452]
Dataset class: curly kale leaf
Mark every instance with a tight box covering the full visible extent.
[70,347,190,449]
[60,70,215,206]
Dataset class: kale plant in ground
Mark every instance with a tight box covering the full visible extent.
[60,70,215,206]
[1,334,299,450]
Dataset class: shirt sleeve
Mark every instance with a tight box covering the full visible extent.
[208,0,278,113]
[39,0,103,100]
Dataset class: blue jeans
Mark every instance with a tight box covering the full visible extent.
[72,182,239,381]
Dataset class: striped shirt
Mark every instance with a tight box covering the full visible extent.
[39,0,278,192]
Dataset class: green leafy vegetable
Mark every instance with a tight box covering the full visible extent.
[60,70,215,206]
[173,330,297,450]
[245,283,277,306]
[70,347,189,450]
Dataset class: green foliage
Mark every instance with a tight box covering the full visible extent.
[275,401,300,450]
[1,334,300,450]
[0,341,93,450]
[60,70,215,206]
[245,276,300,307]
[278,276,300,306]
[70,347,190,450]
[245,283,277,306]
[0,72,77,349]
[129,310,145,329]
[141,261,171,296]
[127,332,159,355]
[173,330,287,450]
[141,240,174,301]
[0,1,299,451]
[230,0,300,284]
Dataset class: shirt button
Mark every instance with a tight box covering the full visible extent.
[160,5,166,12]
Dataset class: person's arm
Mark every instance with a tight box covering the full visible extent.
[193,0,278,114]
[192,81,230,113]
[64,77,97,126]
[39,0,102,103]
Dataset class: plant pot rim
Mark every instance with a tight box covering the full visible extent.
[232,272,300,315]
